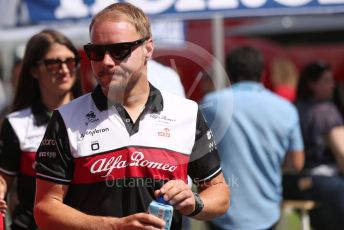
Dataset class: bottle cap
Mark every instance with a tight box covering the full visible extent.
[157,195,169,205]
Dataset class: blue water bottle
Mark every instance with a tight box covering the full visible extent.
[148,196,173,230]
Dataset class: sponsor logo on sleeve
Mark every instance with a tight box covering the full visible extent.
[40,139,56,146]
[38,151,57,158]
[206,130,217,151]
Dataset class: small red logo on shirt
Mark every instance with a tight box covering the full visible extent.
[158,128,170,137]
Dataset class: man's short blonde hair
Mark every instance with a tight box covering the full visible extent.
[89,2,151,39]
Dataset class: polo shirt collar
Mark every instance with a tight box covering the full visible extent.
[31,100,51,126]
[91,83,164,113]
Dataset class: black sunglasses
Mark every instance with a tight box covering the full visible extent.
[83,38,147,61]
[37,57,80,74]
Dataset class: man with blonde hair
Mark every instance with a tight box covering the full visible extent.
[34,3,229,230]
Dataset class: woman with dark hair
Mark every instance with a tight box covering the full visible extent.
[0,29,83,230]
[283,60,344,230]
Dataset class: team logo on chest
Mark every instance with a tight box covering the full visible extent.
[85,111,99,125]
[90,151,177,177]
[150,114,176,125]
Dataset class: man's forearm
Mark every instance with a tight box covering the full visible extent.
[194,174,230,220]
[0,174,14,199]
[34,199,117,230]
[0,176,7,199]
[328,127,344,174]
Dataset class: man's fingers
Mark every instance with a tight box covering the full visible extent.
[160,180,185,194]
[168,189,192,205]
[136,213,166,228]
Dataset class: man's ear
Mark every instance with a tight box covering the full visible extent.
[144,38,154,60]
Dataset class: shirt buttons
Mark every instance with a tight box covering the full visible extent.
[125,118,131,123]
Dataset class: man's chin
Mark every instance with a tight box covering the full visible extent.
[104,81,127,93]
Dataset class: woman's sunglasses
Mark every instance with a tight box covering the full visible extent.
[37,57,80,74]
[83,38,147,61]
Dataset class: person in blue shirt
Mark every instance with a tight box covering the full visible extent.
[201,46,305,230]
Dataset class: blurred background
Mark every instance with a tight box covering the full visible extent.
[2,0,344,105]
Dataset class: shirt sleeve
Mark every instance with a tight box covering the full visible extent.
[0,118,21,175]
[317,103,343,135]
[288,107,304,152]
[35,111,74,184]
[188,109,221,183]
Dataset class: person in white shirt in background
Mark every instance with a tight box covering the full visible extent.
[147,59,186,97]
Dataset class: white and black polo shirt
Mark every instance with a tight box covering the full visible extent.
[0,101,50,228]
[35,84,221,229]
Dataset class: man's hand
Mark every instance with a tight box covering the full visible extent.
[154,180,195,216]
[116,213,165,230]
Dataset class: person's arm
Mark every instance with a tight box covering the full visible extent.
[283,106,305,173]
[0,176,6,201]
[0,174,14,216]
[283,150,305,173]
[155,173,229,221]
[34,179,165,230]
[327,126,344,174]
[0,118,21,216]
[194,173,229,220]
[0,173,14,198]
